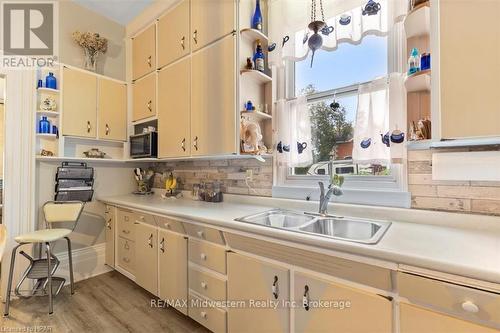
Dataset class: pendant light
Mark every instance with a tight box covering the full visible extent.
[307,0,327,68]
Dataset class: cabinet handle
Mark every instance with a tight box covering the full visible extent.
[164,222,170,229]
[193,30,198,44]
[123,257,130,263]
[272,276,279,299]
[106,219,112,229]
[201,282,207,289]
[159,237,165,253]
[197,230,204,238]
[181,138,186,152]
[303,285,310,311]
[462,301,479,313]
[200,253,207,261]
[122,229,130,234]
[194,136,198,151]
[87,121,91,133]
[124,241,130,250]
[200,311,207,319]
[105,123,110,135]
[181,36,185,50]
[147,100,152,112]
[147,55,152,67]
[148,233,153,248]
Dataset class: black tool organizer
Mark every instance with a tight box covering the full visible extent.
[55,162,94,202]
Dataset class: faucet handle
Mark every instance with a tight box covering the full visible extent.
[318,182,325,200]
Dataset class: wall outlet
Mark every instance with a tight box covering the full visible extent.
[245,169,253,181]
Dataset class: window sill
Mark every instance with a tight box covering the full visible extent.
[272,185,411,208]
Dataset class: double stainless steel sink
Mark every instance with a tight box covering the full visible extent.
[234,209,391,244]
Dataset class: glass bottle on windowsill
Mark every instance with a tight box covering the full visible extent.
[252,0,263,31]
[253,40,265,72]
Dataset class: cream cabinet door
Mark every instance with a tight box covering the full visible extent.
[158,229,188,315]
[439,0,500,139]
[158,58,190,158]
[104,206,115,267]
[62,67,97,138]
[191,0,235,51]
[227,252,290,333]
[132,73,156,122]
[191,35,237,156]
[158,0,190,68]
[134,222,158,296]
[294,271,392,333]
[98,78,127,141]
[400,303,498,333]
[132,24,156,80]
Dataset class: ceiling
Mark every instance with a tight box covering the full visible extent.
[73,0,154,25]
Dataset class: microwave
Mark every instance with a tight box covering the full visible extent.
[130,132,157,158]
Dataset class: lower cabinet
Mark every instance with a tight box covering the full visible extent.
[134,222,158,295]
[104,206,115,267]
[227,252,290,333]
[158,229,188,315]
[400,304,498,333]
[294,271,393,333]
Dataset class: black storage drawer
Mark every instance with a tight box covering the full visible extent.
[55,190,94,202]
[56,179,94,190]
[56,162,94,180]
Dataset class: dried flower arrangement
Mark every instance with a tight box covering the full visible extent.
[72,31,108,71]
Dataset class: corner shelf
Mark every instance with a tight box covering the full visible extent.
[404,2,430,38]
[240,69,272,84]
[36,110,59,117]
[405,70,431,92]
[406,139,432,150]
[37,87,59,94]
[36,133,57,140]
[240,28,269,44]
[240,110,272,121]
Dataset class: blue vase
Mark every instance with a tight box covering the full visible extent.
[252,0,263,31]
[39,116,51,134]
[45,72,57,90]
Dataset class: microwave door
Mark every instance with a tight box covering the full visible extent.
[131,135,151,158]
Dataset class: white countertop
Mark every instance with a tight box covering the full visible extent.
[99,193,500,286]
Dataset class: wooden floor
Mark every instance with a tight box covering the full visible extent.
[0,271,210,333]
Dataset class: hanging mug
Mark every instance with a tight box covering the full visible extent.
[297,142,307,154]
[390,130,405,144]
[321,25,334,36]
[268,43,277,52]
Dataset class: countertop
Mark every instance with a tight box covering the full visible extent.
[99,193,500,286]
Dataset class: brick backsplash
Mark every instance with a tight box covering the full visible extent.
[151,158,273,197]
[408,146,500,215]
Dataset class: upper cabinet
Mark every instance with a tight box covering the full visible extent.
[132,73,156,122]
[438,0,500,139]
[132,24,156,80]
[62,67,97,138]
[191,0,236,51]
[157,0,190,68]
[98,78,127,141]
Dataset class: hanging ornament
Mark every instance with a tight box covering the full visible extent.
[362,0,381,16]
[307,0,331,68]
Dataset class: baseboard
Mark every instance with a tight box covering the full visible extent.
[55,243,112,285]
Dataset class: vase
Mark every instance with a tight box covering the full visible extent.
[83,48,99,72]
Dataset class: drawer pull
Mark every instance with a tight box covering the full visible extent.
[87,121,91,133]
[139,216,145,221]
[201,282,207,289]
[147,55,152,67]
[200,311,207,319]
[160,237,165,253]
[148,233,153,248]
[106,221,111,229]
[105,123,110,135]
[462,301,479,313]
[197,231,205,238]
[193,30,198,44]
[123,257,130,263]
[147,100,152,112]
[122,229,131,234]
[181,36,185,50]
[124,241,130,250]
[164,223,170,229]
[272,276,279,299]
[303,285,310,311]
[194,136,198,151]
[181,138,186,152]
[200,253,207,261]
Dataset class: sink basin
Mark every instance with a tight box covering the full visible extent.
[299,217,390,244]
[234,209,315,228]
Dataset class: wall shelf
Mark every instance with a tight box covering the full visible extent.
[240,69,272,84]
[37,87,59,94]
[405,70,431,92]
[36,133,58,140]
[240,110,272,121]
[240,28,269,44]
[431,137,500,149]
[406,139,432,150]
[404,2,430,38]
[36,110,59,117]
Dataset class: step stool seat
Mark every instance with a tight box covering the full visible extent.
[14,229,72,243]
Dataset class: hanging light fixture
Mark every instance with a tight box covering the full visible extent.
[307,0,327,68]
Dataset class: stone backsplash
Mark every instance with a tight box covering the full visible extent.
[151,157,273,197]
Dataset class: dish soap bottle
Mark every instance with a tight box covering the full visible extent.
[39,116,51,134]
[253,40,265,72]
[45,72,57,90]
[407,48,420,75]
[252,0,263,31]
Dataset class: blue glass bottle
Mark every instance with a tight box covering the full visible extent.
[39,116,51,134]
[252,0,263,31]
[45,72,57,90]
[253,40,265,72]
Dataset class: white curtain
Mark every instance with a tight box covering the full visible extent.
[276,96,313,167]
[269,0,407,67]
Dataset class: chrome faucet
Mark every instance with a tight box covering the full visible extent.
[318,181,343,215]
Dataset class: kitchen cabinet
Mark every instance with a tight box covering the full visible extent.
[104,206,115,267]
[438,0,500,139]
[132,24,156,80]
[98,78,127,141]
[157,0,190,68]
[158,229,188,315]
[227,252,289,333]
[191,35,237,156]
[62,67,97,138]
[158,57,190,158]
[400,303,498,333]
[294,271,392,333]
[134,222,158,295]
[132,73,156,122]
[190,0,235,51]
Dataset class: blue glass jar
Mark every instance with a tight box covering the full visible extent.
[45,72,57,90]
[421,53,431,71]
[252,0,263,31]
[39,116,51,134]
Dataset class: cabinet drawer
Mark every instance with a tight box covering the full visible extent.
[117,237,135,274]
[398,272,500,328]
[185,223,225,245]
[189,266,227,301]
[188,293,227,333]
[156,216,185,234]
[134,212,156,226]
[189,239,226,274]
[117,209,136,240]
